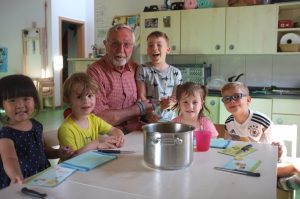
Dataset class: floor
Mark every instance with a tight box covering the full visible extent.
[34,107,65,166]
[34,107,65,132]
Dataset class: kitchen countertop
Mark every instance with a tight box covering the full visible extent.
[67,58,100,61]
[208,87,300,99]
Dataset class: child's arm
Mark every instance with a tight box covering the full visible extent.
[43,134,74,159]
[44,143,74,160]
[136,80,147,101]
[0,139,24,185]
[160,97,176,110]
[201,118,219,138]
[224,130,232,140]
[73,136,119,156]
[277,162,299,177]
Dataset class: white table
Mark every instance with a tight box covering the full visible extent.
[0,131,277,199]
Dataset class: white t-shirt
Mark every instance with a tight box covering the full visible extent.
[225,110,275,143]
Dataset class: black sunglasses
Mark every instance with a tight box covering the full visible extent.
[221,93,247,104]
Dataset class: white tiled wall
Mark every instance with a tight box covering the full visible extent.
[163,54,300,88]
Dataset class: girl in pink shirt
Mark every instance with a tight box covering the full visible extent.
[171,82,218,138]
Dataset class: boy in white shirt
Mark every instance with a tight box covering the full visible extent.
[221,82,300,191]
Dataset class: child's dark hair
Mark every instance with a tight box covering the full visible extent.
[174,82,209,118]
[63,72,99,103]
[147,31,169,45]
[0,74,40,121]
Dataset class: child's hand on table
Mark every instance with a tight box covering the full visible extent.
[9,174,24,186]
[272,142,283,161]
[59,146,75,159]
[98,136,121,149]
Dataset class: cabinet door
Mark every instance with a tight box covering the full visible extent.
[205,96,220,124]
[250,98,272,119]
[273,99,300,115]
[226,5,277,54]
[272,114,300,158]
[140,11,181,55]
[219,98,272,124]
[181,8,226,54]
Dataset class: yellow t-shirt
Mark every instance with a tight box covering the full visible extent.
[58,113,112,151]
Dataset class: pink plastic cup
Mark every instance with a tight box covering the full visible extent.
[194,130,211,152]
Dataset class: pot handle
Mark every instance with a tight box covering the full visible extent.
[151,137,183,145]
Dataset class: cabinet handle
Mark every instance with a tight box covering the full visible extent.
[215,44,221,50]
[276,118,283,124]
[228,44,234,50]
[210,100,215,106]
[171,45,176,51]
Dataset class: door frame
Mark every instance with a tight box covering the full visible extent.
[59,17,85,106]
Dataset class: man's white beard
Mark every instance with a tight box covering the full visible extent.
[112,57,128,67]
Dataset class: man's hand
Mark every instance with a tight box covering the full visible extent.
[140,100,153,114]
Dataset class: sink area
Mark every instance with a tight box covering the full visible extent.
[208,86,300,99]
[249,87,300,96]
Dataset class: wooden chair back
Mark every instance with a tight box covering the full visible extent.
[215,124,226,138]
[36,77,55,110]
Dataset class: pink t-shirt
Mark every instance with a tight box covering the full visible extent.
[172,115,218,138]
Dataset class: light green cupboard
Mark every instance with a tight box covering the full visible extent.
[205,96,220,124]
[272,99,300,158]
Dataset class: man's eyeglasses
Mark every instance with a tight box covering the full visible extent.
[109,41,133,49]
[221,93,247,104]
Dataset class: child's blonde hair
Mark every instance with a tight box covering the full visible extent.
[147,31,169,45]
[63,72,98,103]
[221,82,249,96]
[174,82,209,118]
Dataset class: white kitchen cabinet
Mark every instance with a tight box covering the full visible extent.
[204,96,220,124]
[181,8,226,54]
[140,11,181,55]
[141,4,277,55]
[219,98,273,124]
[180,4,278,55]
[272,99,300,157]
[226,4,277,54]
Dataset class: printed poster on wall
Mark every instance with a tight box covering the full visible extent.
[0,47,8,72]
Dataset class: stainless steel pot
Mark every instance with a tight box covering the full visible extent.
[142,122,194,170]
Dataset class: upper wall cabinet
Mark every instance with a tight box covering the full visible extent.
[181,8,226,54]
[140,4,278,55]
[140,11,181,55]
[226,5,277,54]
